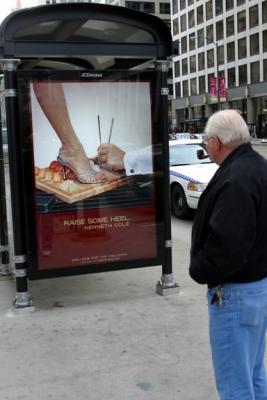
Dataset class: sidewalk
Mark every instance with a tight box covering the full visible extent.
[0,219,217,400]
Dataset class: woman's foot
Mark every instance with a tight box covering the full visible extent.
[57,147,106,184]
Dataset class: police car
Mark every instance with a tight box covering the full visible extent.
[169,139,218,219]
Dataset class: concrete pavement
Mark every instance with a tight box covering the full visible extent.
[1,140,266,400]
[0,217,217,400]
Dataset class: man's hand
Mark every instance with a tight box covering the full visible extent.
[96,143,126,171]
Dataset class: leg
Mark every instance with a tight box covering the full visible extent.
[208,285,267,400]
[33,81,105,183]
[253,319,267,400]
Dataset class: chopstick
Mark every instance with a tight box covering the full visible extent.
[108,118,114,144]
[97,114,102,144]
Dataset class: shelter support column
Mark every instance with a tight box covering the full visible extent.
[0,74,10,277]
[156,60,179,296]
[0,59,35,312]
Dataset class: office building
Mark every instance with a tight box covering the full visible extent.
[171,0,267,137]
[106,0,171,28]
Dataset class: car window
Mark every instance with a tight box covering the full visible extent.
[169,144,211,166]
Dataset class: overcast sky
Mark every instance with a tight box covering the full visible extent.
[0,0,40,23]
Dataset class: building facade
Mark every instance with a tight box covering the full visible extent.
[171,0,267,137]
[106,0,171,29]
[106,0,173,122]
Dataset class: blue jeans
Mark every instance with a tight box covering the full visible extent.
[207,278,267,400]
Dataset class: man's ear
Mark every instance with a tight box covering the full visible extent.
[213,136,222,151]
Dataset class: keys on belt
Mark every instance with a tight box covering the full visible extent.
[210,285,224,307]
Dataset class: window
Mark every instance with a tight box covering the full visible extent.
[216,20,224,41]
[227,42,235,62]
[172,0,178,14]
[249,5,258,28]
[182,58,188,75]
[188,0,194,5]
[142,2,155,13]
[175,82,181,98]
[206,0,213,20]
[189,10,195,28]
[189,33,196,51]
[264,59,267,81]
[263,1,267,24]
[168,83,173,96]
[208,73,213,88]
[228,67,236,88]
[238,11,246,33]
[174,60,180,77]
[173,39,179,54]
[180,0,186,11]
[173,18,179,35]
[226,15,234,37]
[239,65,247,85]
[165,20,171,31]
[238,37,247,59]
[190,55,196,73]
[198,28,204,47]
[160,2,170,14]
[264,30,267,53]
[198,52,205,70]
[126,1,141,10]
[181,14,187,32]
[197,5,203,24]
[183,80,188,97]
[250,33,259,56]
[191,78,197,95]
[206,25,214,44]
[207,49,214,68]
[251,61,260,83]
[199,75,206,93]
[181,36,187,54]
[217,45,224,65]
[226,0,233,11]
[126,2,155,12]
[215,0,223,16]
[237,0,245,5]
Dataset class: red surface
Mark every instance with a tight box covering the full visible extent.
[36,206,157,270]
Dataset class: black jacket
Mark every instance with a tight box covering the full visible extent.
[189,143,267,287]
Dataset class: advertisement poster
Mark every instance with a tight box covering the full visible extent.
[209,76,217,99]
[209,76,226,102]
[219,76,226,101]
[26,76,159,275]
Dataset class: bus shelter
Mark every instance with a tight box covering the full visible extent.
[0,3,177,309]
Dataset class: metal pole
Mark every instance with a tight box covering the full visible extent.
[0,76,10,276]
[156,60,178,295]
[215,42,220,110]
[0,59,34,311]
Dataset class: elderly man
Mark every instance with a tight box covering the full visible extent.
[190,110,267,400]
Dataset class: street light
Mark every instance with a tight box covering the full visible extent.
[214,41,221,110]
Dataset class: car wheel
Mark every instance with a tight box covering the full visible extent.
[171,184,191,219]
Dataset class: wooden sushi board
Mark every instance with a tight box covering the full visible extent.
[35,168,128,204]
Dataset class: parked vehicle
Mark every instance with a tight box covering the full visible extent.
[169,139,218,219]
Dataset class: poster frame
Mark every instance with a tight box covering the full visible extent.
[17,68,166,280]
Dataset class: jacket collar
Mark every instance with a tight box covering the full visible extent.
[219,142,253,169]
[203,142,253,192]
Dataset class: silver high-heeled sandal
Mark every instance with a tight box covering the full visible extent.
[57,148,106,184]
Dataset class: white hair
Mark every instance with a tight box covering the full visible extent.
[204,109,251,145]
